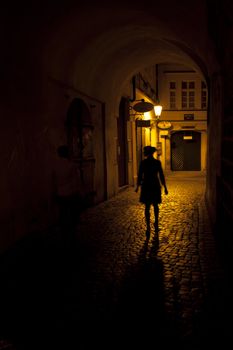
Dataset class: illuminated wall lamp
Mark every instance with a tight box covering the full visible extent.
[154,103,162,119]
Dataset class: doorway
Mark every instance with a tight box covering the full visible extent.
[117,97,129,187]
[171,131,201,171]
[66,98,95,206]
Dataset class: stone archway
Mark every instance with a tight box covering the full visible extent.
[0,1,223,251]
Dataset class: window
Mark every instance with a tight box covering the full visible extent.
[189,91,195,108]
[181,81,195,109]
[182,91,187,109]
[169,81,176,109]
[201,81,207,109]
[170,81,176,89]
[201,81,207,89]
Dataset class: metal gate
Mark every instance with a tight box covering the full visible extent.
[171,131,201,171]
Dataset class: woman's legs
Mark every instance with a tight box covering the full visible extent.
[153,203,159,222]
[145,203,151,233]
[145,203,159,237]
[153,203,159,230]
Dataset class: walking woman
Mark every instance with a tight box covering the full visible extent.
[135,145,168,238]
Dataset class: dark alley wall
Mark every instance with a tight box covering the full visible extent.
[206,0,233,250]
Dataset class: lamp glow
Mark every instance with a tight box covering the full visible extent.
[143,111,151,120]
[154,104,162,118]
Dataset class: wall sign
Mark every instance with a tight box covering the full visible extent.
[136,120,151,127]
[184,114,194,120]
[157,121,172,130]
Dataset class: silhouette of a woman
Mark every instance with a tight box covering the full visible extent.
[135,146,168,238]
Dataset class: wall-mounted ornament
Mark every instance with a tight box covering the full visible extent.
[157,121,172,130]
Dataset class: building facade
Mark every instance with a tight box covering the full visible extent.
[127,64,207,181]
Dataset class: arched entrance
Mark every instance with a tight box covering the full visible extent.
[171,131,201,171]
[117,97,129,187]
[66,98,95,207]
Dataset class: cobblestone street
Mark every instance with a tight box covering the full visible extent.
[0,173,232,349]
[61,173,232,347]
